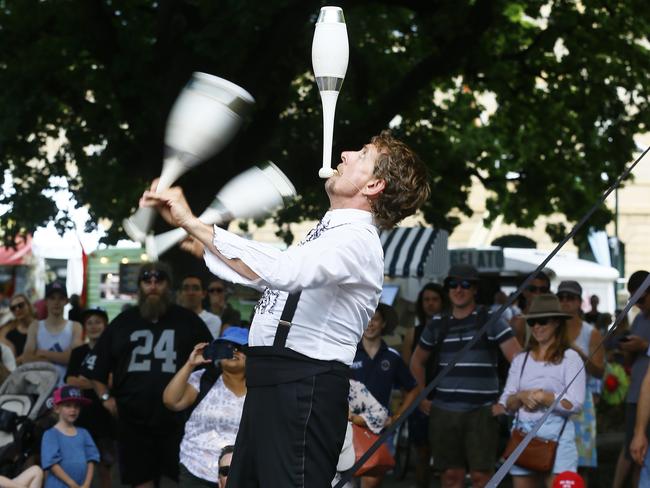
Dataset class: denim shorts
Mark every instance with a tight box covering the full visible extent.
[509,415,578,476]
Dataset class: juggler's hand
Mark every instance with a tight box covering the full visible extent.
[139,180,196,229]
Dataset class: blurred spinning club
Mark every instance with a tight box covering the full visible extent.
[145,162,297,260]
[312,6,349,179]
[123,72,255,242]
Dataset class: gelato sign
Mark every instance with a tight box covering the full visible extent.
[450,248,504,273]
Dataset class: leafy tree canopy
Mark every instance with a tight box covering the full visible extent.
[1,0,649,247]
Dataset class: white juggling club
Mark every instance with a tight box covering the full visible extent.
[145,162,297,260]
[123,73,255,242]
[312,6,349,179]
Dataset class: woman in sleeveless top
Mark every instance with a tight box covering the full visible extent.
[0,294,36,363]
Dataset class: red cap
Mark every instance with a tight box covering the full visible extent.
[52,385,91,406]
[552,471,585,488]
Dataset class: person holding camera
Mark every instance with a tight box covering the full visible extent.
[163,327,248,488]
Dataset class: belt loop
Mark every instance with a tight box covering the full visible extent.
[273,292,302,347]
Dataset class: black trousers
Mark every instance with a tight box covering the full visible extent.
[228,369,349,488]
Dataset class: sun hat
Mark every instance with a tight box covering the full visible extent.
[524,294,571,320]
[552,471,585,488]
[557,280,582,298]
[52,385,91,406]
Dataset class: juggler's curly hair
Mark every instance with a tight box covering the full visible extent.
[369,131,431,229]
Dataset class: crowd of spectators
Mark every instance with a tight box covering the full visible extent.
[0,263,648,488]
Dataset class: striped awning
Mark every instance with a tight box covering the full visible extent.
[380,227,449,278]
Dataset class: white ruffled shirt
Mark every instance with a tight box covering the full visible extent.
[179,371,246,482]
[203,209,384,365]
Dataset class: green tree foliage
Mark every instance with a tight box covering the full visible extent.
[1,0,649,245]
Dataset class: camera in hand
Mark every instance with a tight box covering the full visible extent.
[203,340,237,362]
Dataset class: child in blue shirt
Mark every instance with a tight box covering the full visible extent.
[41,385,100,488]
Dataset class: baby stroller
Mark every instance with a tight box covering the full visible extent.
[0,362,59,476]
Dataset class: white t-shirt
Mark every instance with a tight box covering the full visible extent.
[198,310,222,339]
[179,371,246,482]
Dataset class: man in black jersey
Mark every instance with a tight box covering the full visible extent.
[84,262,212,488]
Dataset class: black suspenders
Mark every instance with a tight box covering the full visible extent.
[272,291,302,347]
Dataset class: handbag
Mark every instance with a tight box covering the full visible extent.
[501,352,568,472]
[351,423,395,476]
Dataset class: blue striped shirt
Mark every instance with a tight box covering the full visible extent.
[419,307,513,411]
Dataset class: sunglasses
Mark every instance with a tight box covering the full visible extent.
[446,279,474,290]
[9,302,26,312]
[527,285,550,293]
[557,293,578,301]
[139,270,168,284]
[526,318,557,327]
[218,466,230,477]
[208,287,225,294]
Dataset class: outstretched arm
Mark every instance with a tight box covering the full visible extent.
[140,184,259,281]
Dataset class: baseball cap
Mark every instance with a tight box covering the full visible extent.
[552,471,584,488]
[45,281,68,299]
[446,264,479,282]
[557,280,582,298]
[217,326,249,346]
[52,385,91,406]
[81,307,109,325]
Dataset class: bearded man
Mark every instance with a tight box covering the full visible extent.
[85,262,212,488]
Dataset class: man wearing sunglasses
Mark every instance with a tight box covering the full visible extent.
[410,264,521,488]
[85,262,212,488]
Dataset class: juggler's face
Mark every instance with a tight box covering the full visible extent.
[326,143,380,198]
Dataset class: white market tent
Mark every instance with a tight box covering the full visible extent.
[503,247,620,314]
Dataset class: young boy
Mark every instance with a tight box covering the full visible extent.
[41,385,100,488]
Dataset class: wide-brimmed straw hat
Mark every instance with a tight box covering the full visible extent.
[524,294,571,320]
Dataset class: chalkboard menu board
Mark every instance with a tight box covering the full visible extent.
[118,263,141,295]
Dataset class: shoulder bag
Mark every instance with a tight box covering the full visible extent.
[351,423,395,476]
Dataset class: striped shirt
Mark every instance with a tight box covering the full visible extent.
[419,307,514,412]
